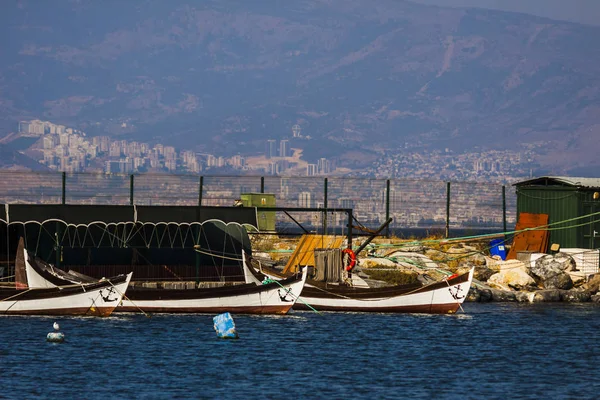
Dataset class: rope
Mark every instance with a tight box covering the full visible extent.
[105,278,151,318]
[262,278,321,315]
[193,248,243,262]
[444,278,465,314]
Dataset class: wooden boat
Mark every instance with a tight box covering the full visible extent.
[10,241,308,315]
[0,245,132,316]
[117,262,308,314]
[246,253,474,314]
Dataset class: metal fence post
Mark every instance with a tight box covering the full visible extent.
[446,181,451,238]
[130,174,134,205]
[386,179,390,238]
[324,178,328,234]
[502,185,507,235]
[198,176,203,206]
[260,176,265,193]
[347,208,353,249]
[62,172,66,205]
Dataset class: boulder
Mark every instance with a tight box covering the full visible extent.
[487,267,536,291]
[591,294,600,303]
[515,291,536,303]
[567,272,587,287]
[543,273,573,290]
[473,267,496,282]
[466,285,493,302]
[490,288,517,302]
[486,258,527,272]
[530,289,562,302]
[530,253,576,280]
[583,273,600,293]
[560,290,592,302]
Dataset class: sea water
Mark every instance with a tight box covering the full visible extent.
[1,303,599,399]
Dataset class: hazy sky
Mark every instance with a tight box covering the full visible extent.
[408,0,600,26]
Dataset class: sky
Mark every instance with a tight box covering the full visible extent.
[408,0,600,26]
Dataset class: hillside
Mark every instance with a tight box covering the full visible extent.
[1,0,599,173]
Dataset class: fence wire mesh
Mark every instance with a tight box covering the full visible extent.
[0,172,516,234]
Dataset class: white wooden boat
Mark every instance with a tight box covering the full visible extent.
[117,264,308,314]
[0,247,132,316]
[246,255,474,314]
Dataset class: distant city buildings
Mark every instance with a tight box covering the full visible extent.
[15,119,532,180]
[266,139,277,159]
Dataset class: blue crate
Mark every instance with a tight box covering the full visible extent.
[489,239,507,260]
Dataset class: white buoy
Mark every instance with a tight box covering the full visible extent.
[47,321,65,343]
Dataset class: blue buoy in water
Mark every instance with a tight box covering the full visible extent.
[213,312,238,339]
[47,322,65,343]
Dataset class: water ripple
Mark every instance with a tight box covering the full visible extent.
[1,303,600,399]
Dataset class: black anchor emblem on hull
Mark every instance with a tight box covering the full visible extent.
[448,284,465,300]
[99,287,119,302]
[278,288,293,302]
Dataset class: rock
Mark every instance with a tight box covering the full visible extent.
[473,267,495,282]
[530,289,562,302]
[487,267,536,291]
[560,290,592,302]
[486,258,527,272]
[543,273,573,290]
[583,273,600,293]
[530,253,576,280]
[465,285,492,302]
[567,272,587,287]
[515,291,535,303]
[490,288,517,302]
[591,294,600,303]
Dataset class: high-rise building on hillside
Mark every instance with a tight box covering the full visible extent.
[266,139,277,159]
[279,139,288,158]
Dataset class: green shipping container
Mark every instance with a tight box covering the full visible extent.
[240,193,276,232]
[514,176,600,249]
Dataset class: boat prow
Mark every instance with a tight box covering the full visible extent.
[0,243,133,317]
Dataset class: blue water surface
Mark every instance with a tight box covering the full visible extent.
[1,303,600,399]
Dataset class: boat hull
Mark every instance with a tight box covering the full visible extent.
[117,268,308,315]
[0,273,132,316]
[293,268,474,314]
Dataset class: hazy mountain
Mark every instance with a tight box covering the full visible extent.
[0,144,49,171]
[1,0,600,172]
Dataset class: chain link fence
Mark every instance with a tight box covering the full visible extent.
[0,171,516,236]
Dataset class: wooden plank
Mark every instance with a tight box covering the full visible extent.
[283,234,344,273]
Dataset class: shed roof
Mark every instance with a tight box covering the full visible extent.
[514,176,600,189]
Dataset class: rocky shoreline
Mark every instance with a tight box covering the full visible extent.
[254,236,600,303]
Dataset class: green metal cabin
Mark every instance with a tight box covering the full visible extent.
[514,176,600,249]
[240,193,276,231]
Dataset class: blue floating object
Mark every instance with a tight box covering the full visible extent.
[489,239,507,260]
[213,312,238,339]
[47,332,65,343]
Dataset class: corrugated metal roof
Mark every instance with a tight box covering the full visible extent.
[514,176,600,189]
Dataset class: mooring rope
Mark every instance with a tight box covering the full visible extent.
[261,277,321,315]
[105,278,151,318]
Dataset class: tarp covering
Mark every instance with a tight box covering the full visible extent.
[0,204,258,226]
[0,205,258,281]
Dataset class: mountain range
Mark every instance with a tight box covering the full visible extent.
[1,0,600,175]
